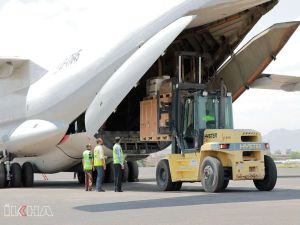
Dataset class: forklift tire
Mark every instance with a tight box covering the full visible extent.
[201,156,224,193]
[156,159,175,191]
[253,155,277,191]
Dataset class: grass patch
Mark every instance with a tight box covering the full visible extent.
[276,163,300,168]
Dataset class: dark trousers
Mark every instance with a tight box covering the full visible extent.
[114,164,122,191]
[84,170,93,191]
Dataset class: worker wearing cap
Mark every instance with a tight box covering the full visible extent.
[93,138,106,192]
[113,137,124,192]
[82,144,93,191]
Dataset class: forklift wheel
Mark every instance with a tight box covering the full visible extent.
[253,155,277,191]
[201,156,224,193]
[156,159,175,191]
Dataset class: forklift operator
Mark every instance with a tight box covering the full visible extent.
[202,110,215,128]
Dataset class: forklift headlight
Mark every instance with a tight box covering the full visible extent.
[202,91,208,96]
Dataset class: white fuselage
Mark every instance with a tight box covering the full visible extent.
[0,0,270,173]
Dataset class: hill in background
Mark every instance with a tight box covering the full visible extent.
[263,129,300,153]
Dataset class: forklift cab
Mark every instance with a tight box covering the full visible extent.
[182,91,234,150]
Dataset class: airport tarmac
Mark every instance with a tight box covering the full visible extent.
[1,167,299,225]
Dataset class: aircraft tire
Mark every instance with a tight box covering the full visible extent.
[0,162,8,188]
[104,162,115,183]
[122,162,129,182]
[22,162,34,187]
[92,170,97,184]
[201,156,224,193]
[156,159,174,191]
[77,171,85,184]
[253,155,277,191]
[10,163,22,187]
[128,161,139,182]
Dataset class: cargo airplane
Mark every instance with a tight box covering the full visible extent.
[0,0,299,188]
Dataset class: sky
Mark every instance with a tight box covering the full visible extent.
[232,0,300,134]
[0,0,299,135]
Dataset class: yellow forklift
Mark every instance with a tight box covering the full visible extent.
[140,52,277,192]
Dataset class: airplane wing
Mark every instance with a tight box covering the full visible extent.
[208,21,300,101]
[0,57,48,96]
[0,57,47,78]
[0,58,22,78]
[250,74,300,92]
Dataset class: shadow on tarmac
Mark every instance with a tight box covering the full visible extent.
[277,175,300,178]
[74,188,300,213]
[32,178,157,190]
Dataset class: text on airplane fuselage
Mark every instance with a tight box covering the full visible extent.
[56,49,82,72]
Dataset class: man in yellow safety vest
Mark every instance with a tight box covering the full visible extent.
[82,144,93,191]
[93,138,106,192]
[113,137,124,192]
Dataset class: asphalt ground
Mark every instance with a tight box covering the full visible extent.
[1,167,299,225]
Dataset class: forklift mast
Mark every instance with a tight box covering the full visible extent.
[170,52,205,154]
[169,52,232,154]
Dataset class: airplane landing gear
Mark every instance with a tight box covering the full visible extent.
[10,163,22,187]
[0,162,8,188]
[127,161,139,182]
[77,171,85,184]
[0,150,34,188]
[0,150,11,188]
[22,162,34,187]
